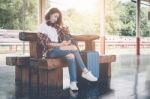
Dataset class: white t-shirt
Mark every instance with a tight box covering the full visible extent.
[38,22,58,42]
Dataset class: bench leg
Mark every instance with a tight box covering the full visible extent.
[30,67,39,98]
[15,66,22,85]
[15,66,30,97]
[15,66,30,85]
[99,63,112,90]
[38,68,64,98]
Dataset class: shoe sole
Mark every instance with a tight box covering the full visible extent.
[82,75,98,82]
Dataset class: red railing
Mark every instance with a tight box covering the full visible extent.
[78,36,150,50]
[1,30,150,51]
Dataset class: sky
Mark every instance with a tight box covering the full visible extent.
[48,0,149,12]
[118,0,131,3]
[48,0,99,12]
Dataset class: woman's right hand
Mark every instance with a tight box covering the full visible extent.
[60,40,71,46]
[49,40,71,48]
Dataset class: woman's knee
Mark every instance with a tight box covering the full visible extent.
[65,53,75,59]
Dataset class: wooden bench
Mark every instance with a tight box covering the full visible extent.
[6,32,116,97]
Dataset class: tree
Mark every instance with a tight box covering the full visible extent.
[63,8,100,35]
[119,2,150,36]
[0,0,38,30]
[140,7,150,37]
[105,0,150,36]
[105,0,123,35]
[119,2,136,36]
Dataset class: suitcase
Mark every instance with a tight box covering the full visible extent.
[80,50,100,78]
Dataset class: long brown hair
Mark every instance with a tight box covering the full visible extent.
[45,8,63,27]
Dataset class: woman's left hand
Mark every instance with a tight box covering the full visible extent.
[60,45,78,51]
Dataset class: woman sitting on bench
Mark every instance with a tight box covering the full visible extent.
[38,7,97,92]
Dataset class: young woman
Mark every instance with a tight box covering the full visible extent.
[38,7,98,91]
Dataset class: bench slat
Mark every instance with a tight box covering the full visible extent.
[6,55,116,68]
[73,35,99,41]
[6,56,30,66]
[19,32,38,41]
[30,58,68,70]
[100,55,116,63]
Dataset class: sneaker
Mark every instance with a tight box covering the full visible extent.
[82,71,98,81]
[69,89,78,97]
[70,82,78,92]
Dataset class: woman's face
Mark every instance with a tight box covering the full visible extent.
[50,12,60,23]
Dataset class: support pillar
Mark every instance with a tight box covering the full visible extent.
[136,0,141,55]
[100,0,105,54]
[38,0,46,24]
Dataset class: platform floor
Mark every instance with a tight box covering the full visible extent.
[0,54,150,99]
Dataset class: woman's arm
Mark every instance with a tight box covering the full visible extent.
[48,42,61,48]
[47,40,71,48]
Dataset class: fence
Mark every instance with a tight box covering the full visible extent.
[1,35,150,52]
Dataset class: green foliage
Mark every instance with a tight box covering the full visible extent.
[0,0,149,36]
[105,0,123,35]
[140,8,150,37]
[0,0,38,30]
[106,0,150,36]
[119,3,136,36]
[63,9,100,35]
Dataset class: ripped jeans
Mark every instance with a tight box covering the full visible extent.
[47,48,86,82]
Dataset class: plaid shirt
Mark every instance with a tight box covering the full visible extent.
[57,26,77,45]
[37,26,77,58]
[37,33,51,58]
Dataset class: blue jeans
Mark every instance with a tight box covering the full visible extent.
[47,48,86,82]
